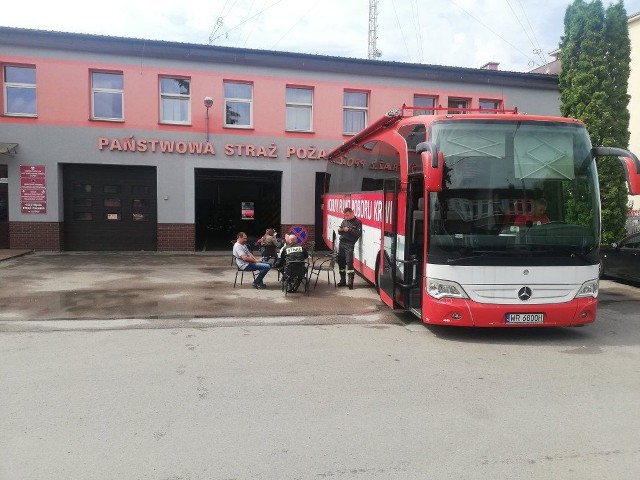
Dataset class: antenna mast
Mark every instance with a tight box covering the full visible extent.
[368,0,381,59]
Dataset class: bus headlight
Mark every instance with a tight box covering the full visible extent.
[427,278,469,299]
[575,279,599,298]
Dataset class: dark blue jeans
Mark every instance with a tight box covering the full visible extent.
[244,262,271,284]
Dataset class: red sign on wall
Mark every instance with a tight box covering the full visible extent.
[20,165,47,214]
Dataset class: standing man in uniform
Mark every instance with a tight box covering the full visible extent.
[337,207,362,289]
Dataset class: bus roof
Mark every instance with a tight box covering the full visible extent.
[326,106,585,161]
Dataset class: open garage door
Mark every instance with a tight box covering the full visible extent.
[195,168,281,250]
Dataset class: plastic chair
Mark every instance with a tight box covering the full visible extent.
[308,253,337,288]
[281,260,309,295]
[233,255,257,288]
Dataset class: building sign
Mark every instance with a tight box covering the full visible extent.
[97,137,332,161]
[20,165,47,214]
[241,202,254,220]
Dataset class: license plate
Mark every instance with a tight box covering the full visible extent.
[505,313,544,324]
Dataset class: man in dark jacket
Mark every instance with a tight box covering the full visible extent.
[337,207,362,289]
[277,234,309,293]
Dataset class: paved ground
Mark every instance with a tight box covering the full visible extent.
[0,251,394,326]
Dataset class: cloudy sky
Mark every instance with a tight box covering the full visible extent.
[4,0,640,72]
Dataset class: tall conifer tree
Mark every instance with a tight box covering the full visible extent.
[559,0,630,243]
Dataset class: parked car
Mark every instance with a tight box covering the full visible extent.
[599,232,640,283]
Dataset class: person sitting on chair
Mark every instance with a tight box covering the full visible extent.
[513,198,550,226]
[260,228,279,262]
[233,231,271,289]
[276,234,309,293]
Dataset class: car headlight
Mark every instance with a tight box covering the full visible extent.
[575,279,599,298]
[427,277,469,299]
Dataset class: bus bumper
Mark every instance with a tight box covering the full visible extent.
[423,297,597,327]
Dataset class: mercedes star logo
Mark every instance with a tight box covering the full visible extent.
[518,287,532,301]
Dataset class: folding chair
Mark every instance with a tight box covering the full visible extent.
[281,260,309,296]
[233,255,256,288]
[308,253,337,288]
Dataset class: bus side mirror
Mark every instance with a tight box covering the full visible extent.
[416,142,443,192]
[592,146,640,195]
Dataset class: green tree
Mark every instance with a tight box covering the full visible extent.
[559,0,630,244]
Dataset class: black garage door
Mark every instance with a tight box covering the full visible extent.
[63,164,157,251]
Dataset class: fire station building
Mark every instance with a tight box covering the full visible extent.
[0,26,560,251]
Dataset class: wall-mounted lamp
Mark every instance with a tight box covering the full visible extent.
[204,97,213,142]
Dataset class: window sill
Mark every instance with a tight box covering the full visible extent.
[90,118,125,123]
[223,125,254,130]
[3,113,37,118]
[285,129,315,134]
[159,121,192,126]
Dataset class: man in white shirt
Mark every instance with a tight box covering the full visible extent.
[232,231,271,289]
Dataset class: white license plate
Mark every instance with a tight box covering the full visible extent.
[505,313,544,324]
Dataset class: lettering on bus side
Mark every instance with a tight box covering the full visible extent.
[326,196,384,224]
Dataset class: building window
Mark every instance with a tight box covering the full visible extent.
[343,91,368,135]
[224,81,252,128]
[160,77,190,124]
[479,99,501,113]
[3,65,36,116]
[448,98,470,114]
[92,71,124,121]
[413,95,437,115]
[285,86,313,132]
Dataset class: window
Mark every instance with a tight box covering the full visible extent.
[343,91,368,134]
[413,95,437,115]
[160,77,190,124]
[224,81,252,127]
[448,98,469,114]
[286,86,313,132]
[3,65,36,116]
[92,71,123,121]
[479,99,501,113]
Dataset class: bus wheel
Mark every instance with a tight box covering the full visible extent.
[375,255,381,293]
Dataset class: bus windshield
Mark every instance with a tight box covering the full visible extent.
[427,120,600,266]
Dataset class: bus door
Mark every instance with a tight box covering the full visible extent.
[379,178,398,308]
[403,175,424,314]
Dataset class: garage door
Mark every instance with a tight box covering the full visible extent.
[63,164,157,251]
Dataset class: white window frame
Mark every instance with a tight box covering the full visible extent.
[159,77,191,125]
[343,91,369,135]
[413,95,437,115]
[447,97,470,114]
[91,71,124,121]
[285,86,313,132]
[3,65,37,117]
[224,81,253,129]
[479,99,501,113]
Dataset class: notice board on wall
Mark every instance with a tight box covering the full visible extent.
[20,165,47,214]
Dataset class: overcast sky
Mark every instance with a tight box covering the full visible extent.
[4,0,640,72]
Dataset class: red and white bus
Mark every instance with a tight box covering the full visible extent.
[323,106,640,327]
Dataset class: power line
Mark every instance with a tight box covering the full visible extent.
[240,0,260,47]
[411,0,424,63]
[515,0,549,66]
[450,0,539,67]
[390,0,412,62]
[209,0,286,43]
[272,0,322,49]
